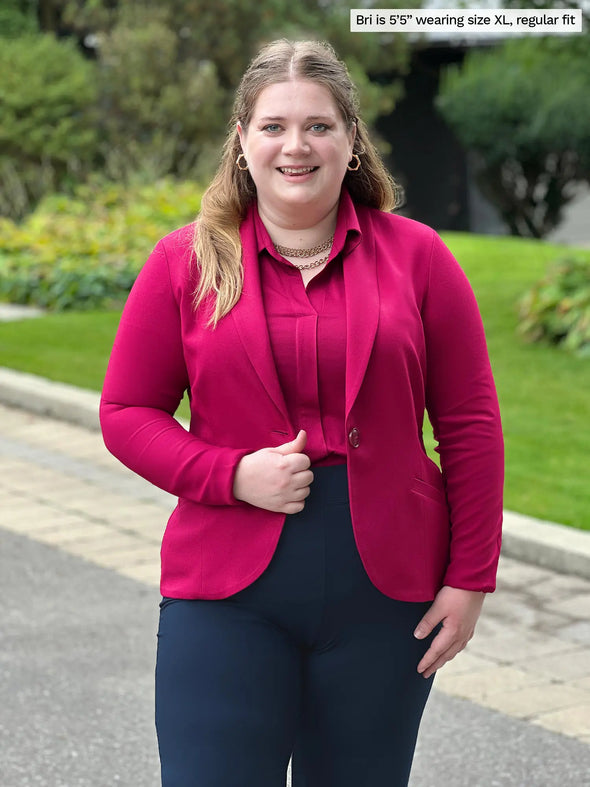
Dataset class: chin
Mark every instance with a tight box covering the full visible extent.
[279,186,332,207]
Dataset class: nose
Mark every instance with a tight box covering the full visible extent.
[282,128,310,156]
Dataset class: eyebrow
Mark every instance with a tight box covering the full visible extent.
[257,114,336,122]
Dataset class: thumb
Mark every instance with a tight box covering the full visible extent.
[274,429,307,456]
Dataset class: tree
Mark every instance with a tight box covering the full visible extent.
[1,1,415,211]
[96,14,226,180]
[56,0,412,180]
[0,34,99,218]
[436,36,590,238]
[0,0,37,37]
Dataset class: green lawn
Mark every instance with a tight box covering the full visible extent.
[1,232,589,530]
[0,310,121,391]
[443,233,590,531]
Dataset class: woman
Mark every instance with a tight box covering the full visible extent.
[100,39,503,787]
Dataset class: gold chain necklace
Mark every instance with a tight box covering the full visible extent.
[292,253,330,270]
[274,235,334,259]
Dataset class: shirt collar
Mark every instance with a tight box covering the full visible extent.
[249,187,363,263]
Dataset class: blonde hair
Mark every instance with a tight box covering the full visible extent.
[194,39,401,325]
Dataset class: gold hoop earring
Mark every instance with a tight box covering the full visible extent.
[236,153,249,171]
[347,154,361,172]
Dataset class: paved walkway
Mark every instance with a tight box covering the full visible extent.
[1,401,590,784]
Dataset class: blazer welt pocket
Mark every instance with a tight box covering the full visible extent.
[410,477,447,506]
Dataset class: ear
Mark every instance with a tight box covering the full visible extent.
[237,121,246,148]
[348,121,357,157]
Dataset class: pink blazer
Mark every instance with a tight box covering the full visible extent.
[100,193,504,602]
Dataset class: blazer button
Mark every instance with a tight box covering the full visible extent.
[348,427,360,448]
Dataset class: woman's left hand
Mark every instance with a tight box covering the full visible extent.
[413,586,485,679]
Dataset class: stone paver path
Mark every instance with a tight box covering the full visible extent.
[1,402,589,745]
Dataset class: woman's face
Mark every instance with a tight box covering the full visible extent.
[237,80,356,225]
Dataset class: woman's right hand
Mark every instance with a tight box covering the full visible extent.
[233,430,313,513]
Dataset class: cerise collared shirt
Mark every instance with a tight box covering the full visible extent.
[253,197,361,466]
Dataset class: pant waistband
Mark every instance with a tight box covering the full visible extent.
[305,464,349,508]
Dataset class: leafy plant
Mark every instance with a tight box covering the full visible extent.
[518,258,590,356]
[0,178,203,310]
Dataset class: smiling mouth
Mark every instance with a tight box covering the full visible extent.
[278,166,319,175]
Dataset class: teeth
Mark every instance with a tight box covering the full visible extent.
[280,167,315,174]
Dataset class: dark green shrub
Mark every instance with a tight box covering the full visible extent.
[0,0,37,38]
[518,258,590,357]
[0,178,203,310]
[0,34,100,219]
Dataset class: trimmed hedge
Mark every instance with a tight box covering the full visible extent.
[0,179,202,310]
[518,257,590,357]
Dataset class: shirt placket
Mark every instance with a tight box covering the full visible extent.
[295,281,328,459]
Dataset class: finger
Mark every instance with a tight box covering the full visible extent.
[274,429,307,456]
[281,499,307,515]
[281,482,311,501]
[284,479,313,503]
[419,642,466,679]
[282,453,312,473]
[414,607,444,640]
[293,469,314,488]
[417,640,452,676]
[416,623,455,671]
[290,485,312,502]
[417,630,467,677]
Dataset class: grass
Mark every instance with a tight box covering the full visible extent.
[1,233,589,530]
[0,311,121,391]
[441,233,590,531]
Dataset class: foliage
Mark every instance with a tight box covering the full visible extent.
[1,2,415,217]
[25,0,413,185]
[437,36,590,239]
[146,0,411,118]
[96,16,226,181]
[0,178,203,310]
[0,0,37,37]
[0,34,100,219]
[518,257,590,356]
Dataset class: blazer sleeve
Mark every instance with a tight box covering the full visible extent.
[99,238,249,506]
[422,232,504,592]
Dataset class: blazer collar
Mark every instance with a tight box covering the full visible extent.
[231,192,380,423]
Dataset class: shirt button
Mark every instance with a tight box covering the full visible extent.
[348,427,360,448]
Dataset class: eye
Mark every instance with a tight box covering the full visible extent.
[262,124,282,133]
[310,123,329,133]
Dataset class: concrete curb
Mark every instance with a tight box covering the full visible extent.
[0,367,100,431]
[1,365,589,582]
[0,304,45,322]
[501,510,590,580]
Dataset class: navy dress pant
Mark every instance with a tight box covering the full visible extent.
[155,466,436,787]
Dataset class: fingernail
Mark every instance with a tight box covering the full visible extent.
[414,626,425,639]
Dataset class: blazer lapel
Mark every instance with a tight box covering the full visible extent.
[343,207,380,416]
[231,213,290,422]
